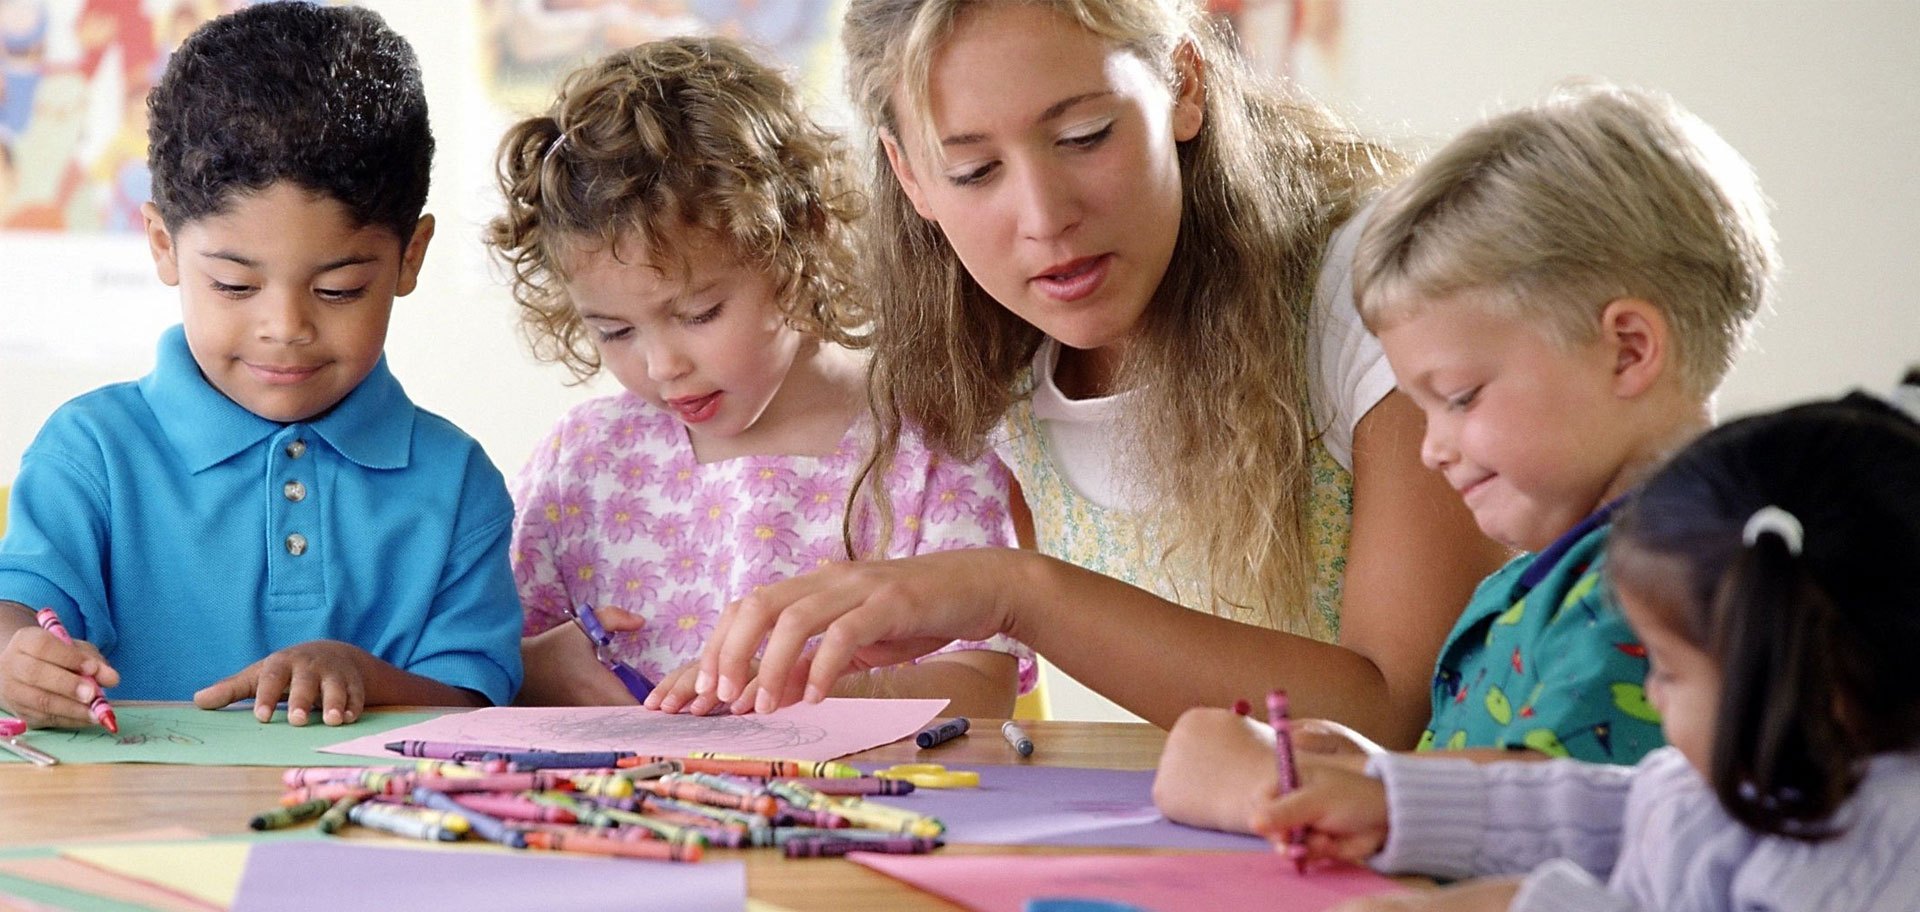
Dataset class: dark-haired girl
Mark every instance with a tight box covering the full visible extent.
[1245,377,1920,912]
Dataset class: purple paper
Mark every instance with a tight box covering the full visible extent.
[861,763,1271,851]
[229,840,745,912]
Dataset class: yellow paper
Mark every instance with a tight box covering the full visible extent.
[61,842,252,907]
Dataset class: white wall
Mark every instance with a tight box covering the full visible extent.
[3,2,1915,722]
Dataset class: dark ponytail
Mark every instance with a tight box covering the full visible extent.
[1610,378,1920,840]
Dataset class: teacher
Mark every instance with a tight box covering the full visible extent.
[685,0,1505,746]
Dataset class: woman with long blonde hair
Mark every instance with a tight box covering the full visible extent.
[694,0,1505,744]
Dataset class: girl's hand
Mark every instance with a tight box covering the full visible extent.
[0,623,121,730]
[645,659,760,716]
[1330,877,1523,912]
[193,639,370,726]
[516,624,638,706]
[1251,755,1392,866]
[695,548,1023,715]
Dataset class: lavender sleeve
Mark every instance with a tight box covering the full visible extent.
[1367,751,1636,880]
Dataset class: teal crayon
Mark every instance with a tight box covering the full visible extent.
[249,797,331,830]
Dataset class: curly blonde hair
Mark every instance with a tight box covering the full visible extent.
[485,36,869,382]
[843,0,1402,629]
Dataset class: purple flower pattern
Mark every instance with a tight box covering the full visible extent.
[507,392,1036,692]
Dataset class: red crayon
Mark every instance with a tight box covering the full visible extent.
[34,609,117,733]
[523,829,703,862]
[1267,690,1307,873]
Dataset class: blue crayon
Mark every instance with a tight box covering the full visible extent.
[412,787,525,848]
[915,717,970,749]
[492,749,636,770]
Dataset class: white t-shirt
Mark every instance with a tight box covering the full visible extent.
[1022,207,1396,510]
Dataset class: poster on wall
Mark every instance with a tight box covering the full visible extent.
[476,0,844,116]
[0,0,272,363]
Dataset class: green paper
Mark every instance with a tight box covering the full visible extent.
[0,706,446,766]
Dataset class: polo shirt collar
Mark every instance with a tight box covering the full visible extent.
[1517,494,1628,589]
[140,324,413,473]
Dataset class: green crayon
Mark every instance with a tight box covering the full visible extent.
[249,797,332,831]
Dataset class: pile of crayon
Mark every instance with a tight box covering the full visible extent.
[250,742,946,862]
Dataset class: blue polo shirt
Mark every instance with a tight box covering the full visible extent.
[0,325,523,704]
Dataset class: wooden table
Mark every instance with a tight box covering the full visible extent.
[0,717,1181,911]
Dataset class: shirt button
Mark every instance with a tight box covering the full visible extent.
[285,440,307,459]
[285,533,308,556]
[283,480,307,502]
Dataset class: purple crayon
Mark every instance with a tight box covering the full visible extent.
[783,835,943,858]
[385,739,538,760]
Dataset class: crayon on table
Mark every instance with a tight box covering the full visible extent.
[317,791,373,834]
[1267,689,1307,872]
[347,801,463,842]
[1001,720,1034,757]
[33,609,117,734]
[0,719,58,767]
[776,777,915,796]
[915,717,969,749]
[384,739,539,760]
[412,787,523,848]
[248,797,332,830]
[523,828,703,862]
[782,835,942,858]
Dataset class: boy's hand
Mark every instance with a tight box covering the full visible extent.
[1330,877,1523,912]
[193,640,369,726]
[0,625,121,730]
[646,659,758,716]
[1251,755,1392,866]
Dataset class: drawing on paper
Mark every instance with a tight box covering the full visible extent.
[429,708,831,754]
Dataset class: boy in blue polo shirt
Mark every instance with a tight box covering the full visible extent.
[1155,83,1780,835]
[0,4,521,728]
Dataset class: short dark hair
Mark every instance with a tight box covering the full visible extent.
[146,2,432,242]
[1609,381,1920,840]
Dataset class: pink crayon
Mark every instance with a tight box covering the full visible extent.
[35,609,117,734]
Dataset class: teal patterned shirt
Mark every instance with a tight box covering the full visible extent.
[1416,502,1665,763]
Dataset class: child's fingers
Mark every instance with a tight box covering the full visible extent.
[250,663,294,723]
[192,671,254,711]
[646,665,694,712]
[344,674,365,724]
[318,674,351,726]
[0,676,95,729]
[592,606,647,633]
[285,668,322,727]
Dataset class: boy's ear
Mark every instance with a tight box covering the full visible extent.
[395,214,435,297]
[1601,297,1669,399]
[879,129,937,222]
[141,202,180,287]
[1170,39,1206,142]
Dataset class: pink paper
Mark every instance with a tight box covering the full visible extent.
[851,851,1406,912]
[318,698,949,762]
